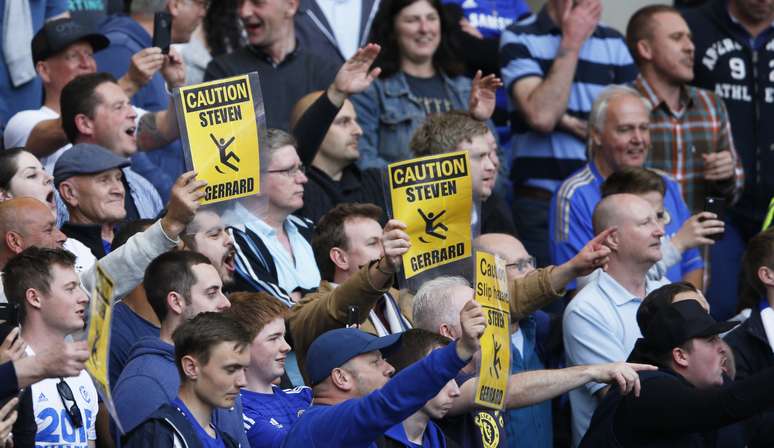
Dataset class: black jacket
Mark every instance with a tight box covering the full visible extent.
[725,309,774,446]
[60,222,108,259]
[580,340,765,447]
[683,0,774,227]
[122,402,239,448]
[292,88,388,223]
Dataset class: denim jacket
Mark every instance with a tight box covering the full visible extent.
[352,71,472,169]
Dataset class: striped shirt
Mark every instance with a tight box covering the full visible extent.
[223,203,320,306]
[634,75,744,213]
[550,163,703,289]
[499,7,638,192]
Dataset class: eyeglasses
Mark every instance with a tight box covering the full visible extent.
[506,256,536,273]
[56,379,83,428]
[267,164,306,178]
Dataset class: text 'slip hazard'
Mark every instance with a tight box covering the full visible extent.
[388,151,473,279]
[176,73,263,205]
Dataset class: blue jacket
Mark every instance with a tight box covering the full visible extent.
[384,420,448,447]
[281,341,468,447]
[351,72,472,169]
[112,336,249,445]
[123,402,239,448]
[95,15,183,200]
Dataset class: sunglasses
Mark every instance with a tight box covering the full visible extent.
[56,379,83,428]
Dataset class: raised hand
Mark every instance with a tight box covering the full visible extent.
[569,227,616,276]
[468,70,503,121]
[456,299,486,361]
[327,43,382,106]
[124,47,165,92]
[161,171,207,238]
[381,219,411,271]
[161,47,187,89]
[561,0,602,51]
[672,212,724,252]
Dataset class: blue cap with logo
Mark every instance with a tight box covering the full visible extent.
[306,328,403,385]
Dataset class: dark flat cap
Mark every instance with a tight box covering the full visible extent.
[54,143,130,187]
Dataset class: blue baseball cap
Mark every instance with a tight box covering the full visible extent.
[53,143,130,187]
[306,328,403,385]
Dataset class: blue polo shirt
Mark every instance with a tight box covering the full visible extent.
[549,162,703,290]
[499,8,637,192]
[505,316,551,448]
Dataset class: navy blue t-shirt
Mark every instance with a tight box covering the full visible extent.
[108,302,160,388]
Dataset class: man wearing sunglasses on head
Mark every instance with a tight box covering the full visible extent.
[2,247,97,448]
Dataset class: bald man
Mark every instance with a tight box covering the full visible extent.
[475,233,553,447]
[288,44,386,223]
[0,173,204,304]
[0,198,67,269]
[562,193,670,445]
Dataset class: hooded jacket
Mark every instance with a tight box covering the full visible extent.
[112,336,249,445]
[683,0,774,226]
[123,402,239,448]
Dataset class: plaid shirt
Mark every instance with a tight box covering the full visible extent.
[634,75,744,213]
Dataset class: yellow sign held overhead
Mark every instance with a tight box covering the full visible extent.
[388,152,473,278]
[474,251,511,410]
[176,73,263,205]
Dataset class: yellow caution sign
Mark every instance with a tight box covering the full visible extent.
[85,264,124,432]
[388,152,473,278]
[474,251,511,410]
[176,73,262,205]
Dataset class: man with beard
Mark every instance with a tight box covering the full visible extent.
[181,208,237,291]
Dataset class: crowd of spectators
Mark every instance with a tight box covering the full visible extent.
[1,0,774,447]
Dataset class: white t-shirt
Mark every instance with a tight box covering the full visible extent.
[316,0,362,59]
[4,105,148,174]
[27,347,98,447]
[4,106,69,173]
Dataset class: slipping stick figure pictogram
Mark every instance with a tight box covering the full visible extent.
[418,208,448,243]
[211,133,240,173]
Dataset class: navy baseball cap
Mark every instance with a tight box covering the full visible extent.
[306,328,403,385]
[32,18,109,64]
[54,143,130,187]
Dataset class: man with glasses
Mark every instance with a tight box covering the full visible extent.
[474,232,552,447]
[2,247,98,448]
[221,129,320,305]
